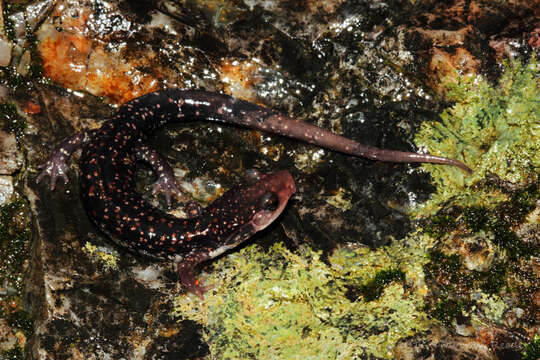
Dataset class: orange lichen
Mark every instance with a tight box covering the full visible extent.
[23,101,41,114]
[37,7,159,104]
[428,47,481,93]
[219,59,262,103]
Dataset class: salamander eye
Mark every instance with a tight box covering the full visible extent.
[259,192,279,211]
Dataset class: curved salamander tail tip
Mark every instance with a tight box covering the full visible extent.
[419,153,473,174]
[454,160,473,174]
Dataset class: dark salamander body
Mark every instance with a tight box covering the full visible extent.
[38,89,471,297]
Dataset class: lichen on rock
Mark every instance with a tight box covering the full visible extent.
[415,57,539,214]
[172,233,436,359]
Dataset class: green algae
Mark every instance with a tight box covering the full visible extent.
[1,347,25,360]
[5,309,33,336]
[172,234,436,359]
[0,102,26,136]
[418,186,539,328]
[425,286,509,329]
[0,200,31,294]
[420,192,539,331]
[475,262,507,294]
[414,57,539,215]
[171,231,529,359]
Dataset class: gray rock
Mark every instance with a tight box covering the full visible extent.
[0,175,14,205]
[0,39,13,67]
[0,130,23,175]
[458,231,498,272]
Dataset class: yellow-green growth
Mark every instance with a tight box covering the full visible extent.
[522,335,540,360]
[415,57,539,214]
[472,293,507,325]
[172,233,436,359]
[82,242,120,271]
[325,187,353,211]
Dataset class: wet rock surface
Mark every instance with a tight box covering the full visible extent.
[395,325,531,360]
[0,0,537,359]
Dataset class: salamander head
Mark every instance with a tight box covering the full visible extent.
[246,170,296,231]
[203,170,295,257]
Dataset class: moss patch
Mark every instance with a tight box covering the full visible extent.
[349,268,405,302]
[424,250,471,293]
[422,182,538,259]
[429,297,469,326]
[522,335,540,360]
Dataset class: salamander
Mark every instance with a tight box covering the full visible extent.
[37,89,471,297]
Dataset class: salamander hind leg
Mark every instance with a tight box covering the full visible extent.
[134,143,188,206]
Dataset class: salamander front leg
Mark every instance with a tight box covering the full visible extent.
[134,144,188,206]
[176,255,213,299]
[36,130,98,190]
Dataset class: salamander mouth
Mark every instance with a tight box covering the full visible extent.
[210,223,258,258]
